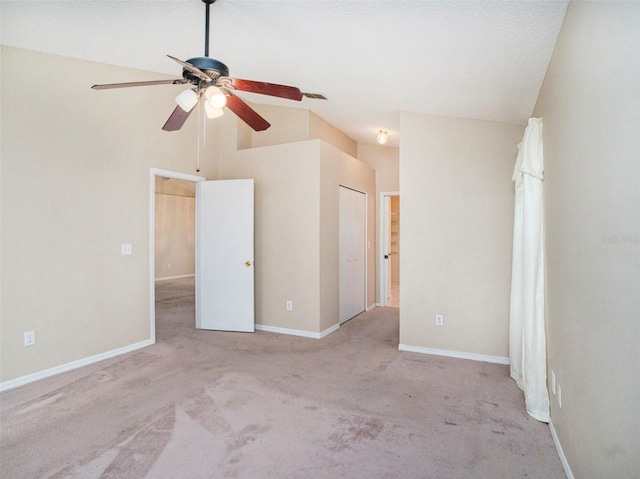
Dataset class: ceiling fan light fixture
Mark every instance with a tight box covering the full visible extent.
[205,102,224,119]
[175,88,199,112]
[377,130,388,145]
[206,86,227,109]
[92,0,308,132]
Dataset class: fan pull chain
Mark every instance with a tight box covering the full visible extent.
[202,99,207,155]
[196,99,201,173]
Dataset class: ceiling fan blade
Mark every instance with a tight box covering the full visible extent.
[226,94,271,131]
[302,92,328,100]
[167,55,211,82]
[91,79,187,90]
[229,78,303,101]
[162,105,194,132]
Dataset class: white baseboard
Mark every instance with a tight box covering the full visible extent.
[0,339,155,392]
[155,274,195,281]
[549,419,575,479]
[398,344,509,365]
[366,303,377,311]
[318,324,340,338]
[256,323,339,339]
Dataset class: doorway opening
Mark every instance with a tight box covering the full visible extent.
[149,168,204,343]
[380,192,400,308]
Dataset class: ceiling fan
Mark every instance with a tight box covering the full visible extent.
[91,0,320,132]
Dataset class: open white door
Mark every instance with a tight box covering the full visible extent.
[196,179,254,332]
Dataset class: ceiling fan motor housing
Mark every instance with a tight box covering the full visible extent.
[185,57,229,82]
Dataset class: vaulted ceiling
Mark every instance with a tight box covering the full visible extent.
[1,0,568,147]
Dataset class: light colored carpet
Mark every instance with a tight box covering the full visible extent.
[0,277,565,478]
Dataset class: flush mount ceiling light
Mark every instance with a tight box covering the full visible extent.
[377,130,388,145]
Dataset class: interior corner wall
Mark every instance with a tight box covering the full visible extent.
[248,104,310,149]
[0,46,220,384]
[398,112,524,358]
[238,103,358,159]
[319,141,376,332]
[357,144,400,195]
[532,2,640,477]
[310,112,358,158]
[358,144,400,304]
[219,141,322,333]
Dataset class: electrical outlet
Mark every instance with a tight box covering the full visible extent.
[286,300,293,311]
[551,371,556,395]
[24,331,35,347]
[435,314,444,327]
[121,244,132,255]
[557,385,562,408]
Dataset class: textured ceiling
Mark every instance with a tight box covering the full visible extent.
[1,0,568,148]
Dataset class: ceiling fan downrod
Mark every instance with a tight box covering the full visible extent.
[203,0,217,58]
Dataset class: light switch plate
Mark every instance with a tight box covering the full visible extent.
[24,331,35,346]
[121,244,132,255]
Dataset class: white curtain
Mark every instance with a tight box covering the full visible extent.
[509,118,549,423]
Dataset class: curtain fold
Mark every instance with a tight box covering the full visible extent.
[509,117,549,423]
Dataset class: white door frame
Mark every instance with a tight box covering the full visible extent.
[149,168,205,343]
[379,191,399,307]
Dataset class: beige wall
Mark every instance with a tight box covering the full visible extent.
[399,112,523,358]
[248,104,310,149]
[154,178,196,279]
[532,2,640,477]
[0,47,219,383]
[358,144,400,304]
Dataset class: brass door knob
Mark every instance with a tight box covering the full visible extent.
[245,260,252,267]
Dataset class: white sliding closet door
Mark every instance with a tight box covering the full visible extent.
[339,186,366,323]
